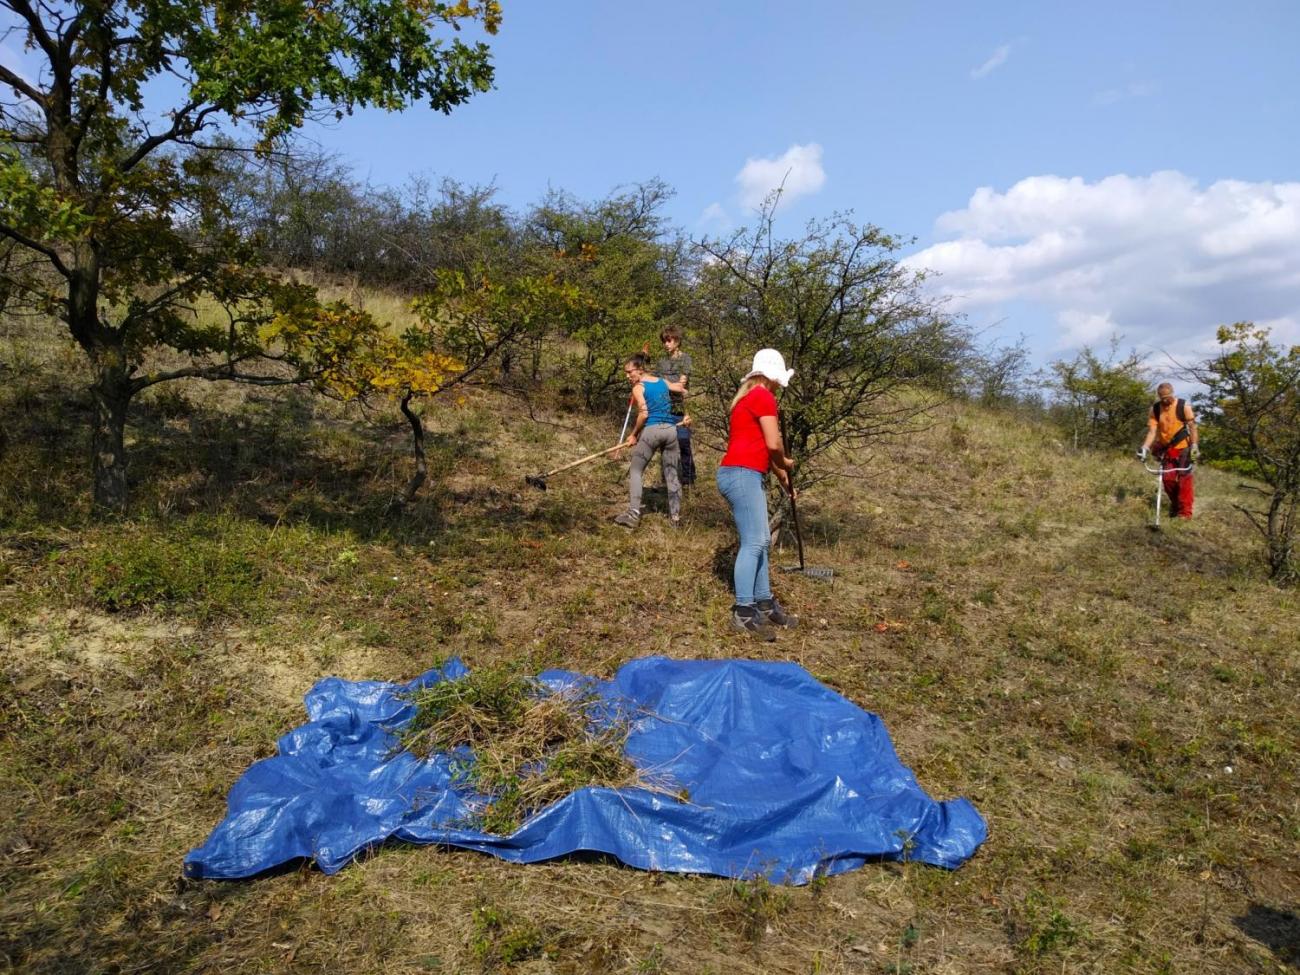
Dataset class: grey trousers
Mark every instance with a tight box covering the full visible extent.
[629,423,682,518]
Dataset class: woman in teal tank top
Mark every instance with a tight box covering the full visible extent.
[641,373,675,427]
[613,353,682,529]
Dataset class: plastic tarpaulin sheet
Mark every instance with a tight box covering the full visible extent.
[184,657,987,882]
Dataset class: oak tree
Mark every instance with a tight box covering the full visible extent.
[0,0,501,509]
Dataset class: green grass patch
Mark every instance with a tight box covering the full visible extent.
[722,876,793,941]
[1011,890,1084,961]
[471,901,553,967]
[48,514,340,619]
[54,516,268,618]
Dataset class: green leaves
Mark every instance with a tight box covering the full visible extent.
[1049,340,1150,449]
[2,0,501,304]
[1193,322,1300,583]
[410,266,583,367]
[524,181,685,410]
[694,205,949,481]
[0,149,93,245]
[168,0,498,144]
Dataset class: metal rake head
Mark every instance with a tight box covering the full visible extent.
[781,564,835,581]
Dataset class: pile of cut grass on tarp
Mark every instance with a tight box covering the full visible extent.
[400,666,667,835]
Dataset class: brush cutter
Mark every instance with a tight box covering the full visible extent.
[1140,454,1194,530]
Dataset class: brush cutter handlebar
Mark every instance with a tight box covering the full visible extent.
[1141,458,1194,475]
[1139,455,1194,530]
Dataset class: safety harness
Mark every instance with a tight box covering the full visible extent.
[1152,398,1191,455]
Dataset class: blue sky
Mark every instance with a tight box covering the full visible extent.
[5,0,1299,373]
[299,0,1300,373]
[312,2,1296,230]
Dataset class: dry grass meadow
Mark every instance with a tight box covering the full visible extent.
[1,318,1297,974]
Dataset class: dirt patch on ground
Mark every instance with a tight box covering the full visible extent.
[5,608,194,677]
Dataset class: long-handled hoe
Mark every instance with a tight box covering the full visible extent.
[618,396,633,443]
[525,442,626,491]
[1140,454,1194,530]
[525,412,688,491]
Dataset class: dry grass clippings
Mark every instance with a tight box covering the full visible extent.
[400,666,664,835]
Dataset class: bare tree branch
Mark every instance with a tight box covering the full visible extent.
[0,221,70,276]
[0,61,45,106]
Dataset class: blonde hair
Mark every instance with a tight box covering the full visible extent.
[730,376,768,410]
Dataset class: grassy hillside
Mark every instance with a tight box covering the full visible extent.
[1,322,1297,974]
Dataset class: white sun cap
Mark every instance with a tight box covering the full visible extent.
[742,348,795,388]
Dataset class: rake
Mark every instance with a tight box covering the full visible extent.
[780,488,835,580]
[526,414,689,492]
[777,411,833,580]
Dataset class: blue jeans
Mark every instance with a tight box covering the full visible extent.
[716,464,771,606]
[675,422,696,485]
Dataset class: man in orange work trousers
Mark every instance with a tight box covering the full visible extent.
[1137,382,1200,519]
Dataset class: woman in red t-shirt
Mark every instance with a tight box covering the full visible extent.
[716,349,798,638]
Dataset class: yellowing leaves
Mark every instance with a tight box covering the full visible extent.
[257,265,582,438]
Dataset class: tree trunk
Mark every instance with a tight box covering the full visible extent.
[1266,491,1298,584]
[90,351,134,513]
[395,390,427,508]
[530,334,543,381]
[66,247,133,513]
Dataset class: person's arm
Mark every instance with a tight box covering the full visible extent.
[672,354,690,394]
[758,414,795,493]
[625,383,648,446]
[664,352,690,395]
[1139,413,1157,454]
[1186,407,1199,458]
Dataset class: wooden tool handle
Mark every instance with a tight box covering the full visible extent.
[545,441,626,477]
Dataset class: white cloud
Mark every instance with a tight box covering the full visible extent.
[906,171,1300,359]
[697,201,730,231]
[1092,81,1157,106]
[971,44,1012,80]
[1057,309,1119,348]
[735,143,826,211]
[1258,315,1300,347]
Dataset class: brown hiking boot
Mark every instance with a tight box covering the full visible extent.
[758,598,798,628]
[730,604,775,642]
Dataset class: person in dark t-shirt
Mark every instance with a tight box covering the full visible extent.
[656,325,696,487]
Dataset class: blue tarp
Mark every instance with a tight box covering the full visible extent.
[184,657,986,882]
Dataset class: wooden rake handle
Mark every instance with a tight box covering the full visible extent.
[543,441,627,478]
